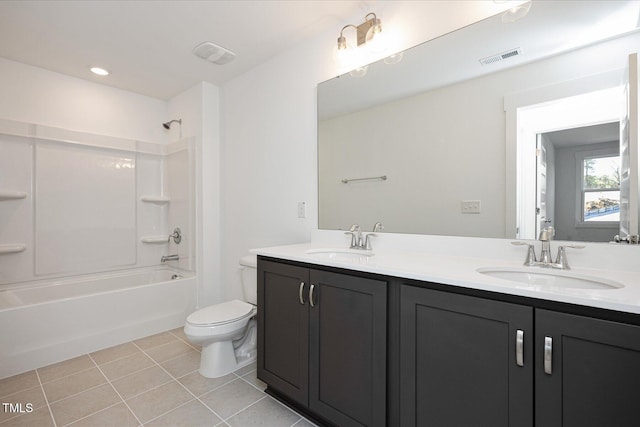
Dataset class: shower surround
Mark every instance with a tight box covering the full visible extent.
[0,118,196,378]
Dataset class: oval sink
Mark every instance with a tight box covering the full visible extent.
[477,267,623,290]
[305,248,375,263]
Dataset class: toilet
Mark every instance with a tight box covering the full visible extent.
[184,254,258,378]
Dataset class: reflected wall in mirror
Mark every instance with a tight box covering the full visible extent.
[318,0,640,242]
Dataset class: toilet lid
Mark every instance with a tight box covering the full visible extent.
[186,299,254,326]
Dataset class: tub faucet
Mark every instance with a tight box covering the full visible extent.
[161,254,179,263]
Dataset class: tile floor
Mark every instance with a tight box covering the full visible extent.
[0,328,316,427]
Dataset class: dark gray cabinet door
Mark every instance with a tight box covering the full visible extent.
[308,270,387,427]
[257,260,310,406]
[400,285,533,427]
[535,309,640,427]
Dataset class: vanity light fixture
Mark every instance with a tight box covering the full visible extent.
[501,0,532,23]
[337,12,383,54]
[90,66,109,76]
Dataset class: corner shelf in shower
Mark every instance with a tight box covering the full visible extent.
[0,191,27,201]
[0,244,26,254]
[140,195,170,204]
[141,236,169,244]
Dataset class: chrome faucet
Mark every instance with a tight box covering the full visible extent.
[345,222,383,250]
[538,226,554,264]
[512,227,584,270]
[161,254,179,263]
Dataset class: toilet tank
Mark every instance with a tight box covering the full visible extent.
[239,254,257,305]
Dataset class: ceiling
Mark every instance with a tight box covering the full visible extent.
[0,0,375,100]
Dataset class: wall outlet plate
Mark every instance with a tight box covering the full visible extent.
[462,200,481,214]
[298,201,306,218]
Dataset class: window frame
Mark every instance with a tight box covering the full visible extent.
[574,148,620,229]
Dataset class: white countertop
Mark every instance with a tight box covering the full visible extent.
[252,231,640,315]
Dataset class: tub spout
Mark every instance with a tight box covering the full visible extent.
[161,254,179,263]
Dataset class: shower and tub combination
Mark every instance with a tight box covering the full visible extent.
[0,118,196,379]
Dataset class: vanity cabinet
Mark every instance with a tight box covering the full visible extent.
[258,256,640,427]
[400,284,640,427]
[257,259,387,427]
[399,285,534,427]
[535,309,640,427]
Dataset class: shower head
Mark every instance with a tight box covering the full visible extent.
[162,119,182,130]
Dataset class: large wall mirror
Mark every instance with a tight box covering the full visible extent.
[318,1,640,243]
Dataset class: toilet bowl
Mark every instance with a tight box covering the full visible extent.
[184,255,258,378]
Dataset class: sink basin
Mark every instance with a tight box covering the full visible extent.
[477,267,623,290]
[305,248,375,263]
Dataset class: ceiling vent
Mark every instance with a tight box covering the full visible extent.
[193,42,236,65]
[479,47,522,66]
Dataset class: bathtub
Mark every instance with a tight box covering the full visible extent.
[0,267,196,379]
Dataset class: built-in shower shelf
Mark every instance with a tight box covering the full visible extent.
[140,195,170,204]
[0,191,27,201]
[0,244,26,254]
[141,236,169,244]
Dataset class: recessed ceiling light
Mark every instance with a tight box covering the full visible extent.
[90,67,109,76]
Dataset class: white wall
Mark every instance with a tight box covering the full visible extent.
[168,82,222,307]
[0,57,167,142]
[219,1,517,300]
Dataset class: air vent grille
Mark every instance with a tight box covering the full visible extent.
[193,42,236,65]
[479,47,522,66]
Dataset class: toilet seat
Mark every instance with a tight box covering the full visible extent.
[186,299,254,327]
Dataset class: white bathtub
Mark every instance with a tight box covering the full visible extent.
[0,267,196,379]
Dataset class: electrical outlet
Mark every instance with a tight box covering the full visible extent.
[298,201,306,218]
[461,200,481,214]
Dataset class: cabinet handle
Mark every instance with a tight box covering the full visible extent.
[516,330,524,367]
[544,336,553,375]
[299,282,305,305]
[309,284,316,307]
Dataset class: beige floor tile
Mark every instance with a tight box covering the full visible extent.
[177,372,235,397]
[167,327,189,342]
[67,402,139,427]
[0,371,39,398]
[111,365,172,400]
[100,351,154,381]
[233,362,257,377]
[240,370,267,391]
[125,381,193,424]
[144,340,194,364]
[0,385,47,423]
[0,406,54,427]
[145,399,221,427]
[42,367,106,403]
[134,332,177,350]
[227,396,300,427]
[37,355,95,384]
[90,342,139,365]
[161,351,201,378]
[199,378,265,420]
[293,418,319,427]
[50,383,121,426]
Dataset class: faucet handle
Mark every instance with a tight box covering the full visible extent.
[372,222,384,232]
[344,231,358,248]
[511,241,537,266]
[363,233,377,250]
[554,244,585,269]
